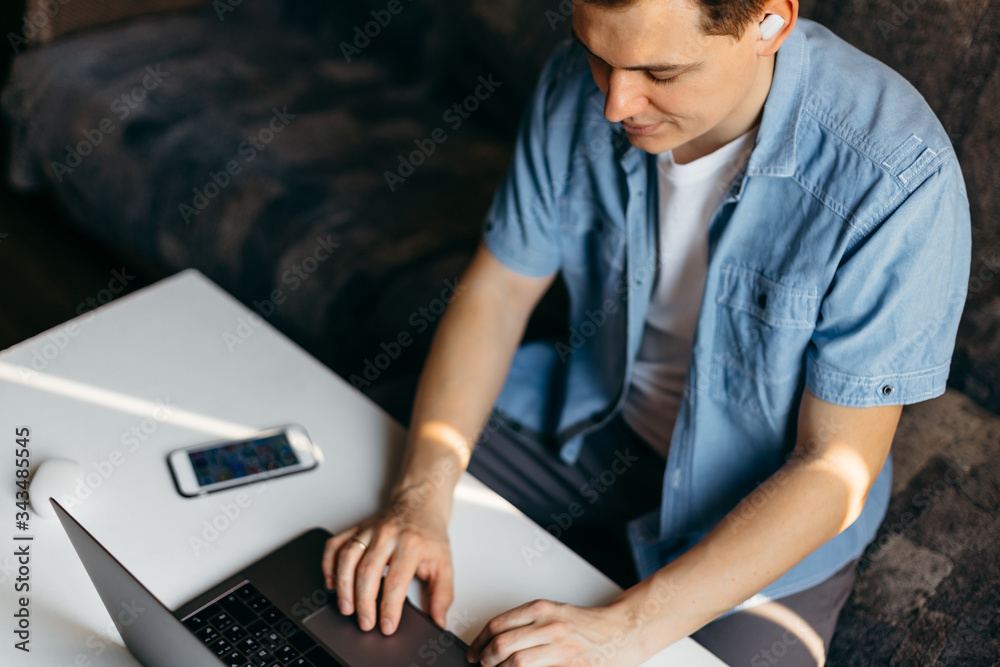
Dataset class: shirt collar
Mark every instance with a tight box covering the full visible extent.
[746,20,809,177]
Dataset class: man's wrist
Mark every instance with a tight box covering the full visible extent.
[609,570,707,661]
[389,457,462,524]
[596,593,669,666]
[389,477,453,516]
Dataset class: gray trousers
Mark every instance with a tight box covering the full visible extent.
[467,409,856,667]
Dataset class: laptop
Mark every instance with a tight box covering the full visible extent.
[51,499,470,666]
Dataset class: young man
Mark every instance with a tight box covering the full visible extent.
[322,0,971,664]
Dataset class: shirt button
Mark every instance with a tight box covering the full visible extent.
[881,384,894,396]
[757,293,767,309]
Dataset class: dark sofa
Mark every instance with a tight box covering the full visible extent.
[3,1,998,664]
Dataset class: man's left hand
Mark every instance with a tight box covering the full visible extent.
[467,598,646,666]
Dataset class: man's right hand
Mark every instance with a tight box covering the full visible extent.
[321,485,455,636]
[319,240,556,639]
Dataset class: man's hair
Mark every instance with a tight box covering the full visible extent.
[579,0,767,41]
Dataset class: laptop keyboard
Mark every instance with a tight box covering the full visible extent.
[182,581,342,667]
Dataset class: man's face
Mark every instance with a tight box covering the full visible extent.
[572,0,767,156]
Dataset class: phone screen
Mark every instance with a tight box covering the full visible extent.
[188,433,300,488]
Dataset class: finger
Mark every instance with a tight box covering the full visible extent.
[425,561,454,629]
[333,531,371,617]
[479,625,552,667]
[496,646,559,667]
[354,532,395,632]
[378,548,422,635]
[321,532,354,590]
[468,603,541,661]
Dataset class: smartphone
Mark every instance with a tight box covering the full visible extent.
[168,425,320,497]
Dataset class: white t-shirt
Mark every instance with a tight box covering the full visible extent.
[621,126,759,458]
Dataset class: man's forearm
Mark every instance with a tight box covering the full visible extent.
[615,447,871,660]
[392,269,535,518]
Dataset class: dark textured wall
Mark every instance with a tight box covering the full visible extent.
[2,2,27,181]
[1,3,26,95]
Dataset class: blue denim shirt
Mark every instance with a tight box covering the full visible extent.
[482,19,971,608]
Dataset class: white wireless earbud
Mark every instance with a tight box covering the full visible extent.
[759,14,785,40]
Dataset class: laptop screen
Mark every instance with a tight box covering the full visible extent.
[51,499,224,666]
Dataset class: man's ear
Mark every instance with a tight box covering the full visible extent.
[755,0,797,56]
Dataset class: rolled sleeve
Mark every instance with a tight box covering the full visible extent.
[806,161,972,407]
[481,50,567,278]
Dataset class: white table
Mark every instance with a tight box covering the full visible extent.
[0,269,725,666]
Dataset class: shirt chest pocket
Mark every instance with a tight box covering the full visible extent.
[711,263,820,415]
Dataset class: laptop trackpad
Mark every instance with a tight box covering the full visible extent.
[303,603,470,667]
